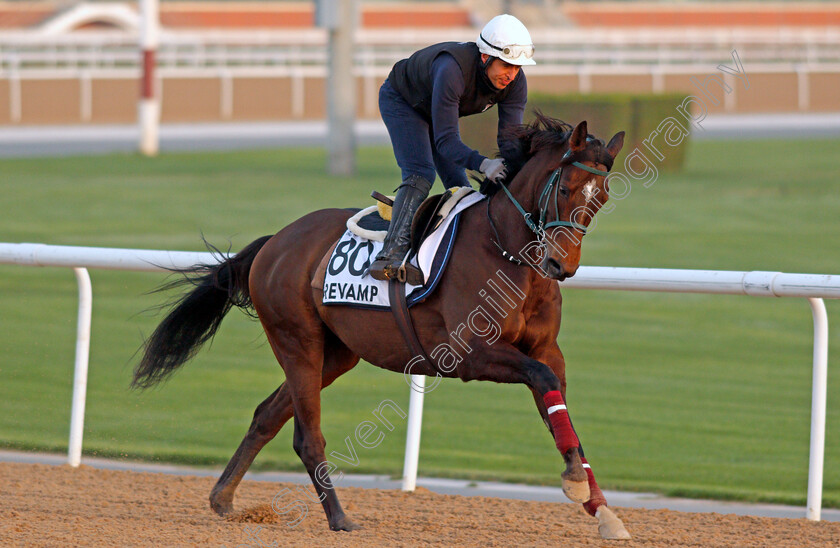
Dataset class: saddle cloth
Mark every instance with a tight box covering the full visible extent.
[322,190,484,309]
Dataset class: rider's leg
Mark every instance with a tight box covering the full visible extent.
[369,174,433,285]
[370,80,436,285]
[378,79,437,185]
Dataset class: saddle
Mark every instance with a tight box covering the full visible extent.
[350,186,474,255]
[410,191,453,255]
[315,188,482,309]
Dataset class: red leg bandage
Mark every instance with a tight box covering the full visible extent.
[543,390,580,454]
[581,456,607,516]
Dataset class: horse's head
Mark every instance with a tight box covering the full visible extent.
[497,115,624,280]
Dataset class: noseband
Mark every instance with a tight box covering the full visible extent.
[488,160,611,266]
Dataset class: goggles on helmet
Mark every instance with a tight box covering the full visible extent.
[479,33,535,60]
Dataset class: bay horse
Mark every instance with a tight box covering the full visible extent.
[133,115,628,540]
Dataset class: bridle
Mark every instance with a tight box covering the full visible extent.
[487,158,610,266]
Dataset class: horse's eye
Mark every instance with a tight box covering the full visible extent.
[559,186,569,198]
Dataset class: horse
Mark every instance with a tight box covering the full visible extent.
[132,114,628,540]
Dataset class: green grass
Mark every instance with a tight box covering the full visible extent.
[0,140,838,508]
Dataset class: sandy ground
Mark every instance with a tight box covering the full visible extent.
[2,462,839,547]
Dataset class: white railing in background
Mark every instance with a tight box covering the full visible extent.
[0,243,220,468]
[0,242,837,520]
[3,27,838,121]
[1,27,839,73]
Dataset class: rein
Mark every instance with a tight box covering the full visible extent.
[488,161,610,266]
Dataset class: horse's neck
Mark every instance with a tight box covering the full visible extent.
[482,168,564,298]
[489,174,543,259]
[463,197,556,295]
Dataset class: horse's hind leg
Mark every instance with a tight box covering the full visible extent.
[209,332,358,517]
[209,384,291,516]
[281,332,360,531]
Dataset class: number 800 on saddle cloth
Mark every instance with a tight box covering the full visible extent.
[317,189,484,309]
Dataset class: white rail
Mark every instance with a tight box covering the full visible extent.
[0,243,220,469]
[561,267,840,298]
[2,27,839,73]
[0,242,217,272]
[0,243,836,520]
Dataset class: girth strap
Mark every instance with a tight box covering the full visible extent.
[388,279,441,376]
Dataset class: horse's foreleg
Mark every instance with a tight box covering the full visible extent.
[530,351,631,540]
[538,387,590,504]
[496,351,584,504]
[566,446,628,539]
[462,346,590,503]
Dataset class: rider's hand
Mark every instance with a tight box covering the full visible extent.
[480,158,507,184]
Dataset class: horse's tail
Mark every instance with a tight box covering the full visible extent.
[131,235,273,390]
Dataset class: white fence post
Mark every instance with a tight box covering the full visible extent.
[139,0,160,156]
[401,374,425,491]
[68,267,92,467]
[806,297,829,521]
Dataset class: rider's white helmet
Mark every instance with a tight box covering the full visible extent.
[476,14,536,67]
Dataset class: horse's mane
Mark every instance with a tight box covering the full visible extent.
[476,111,606,194]
[497,111,574,183]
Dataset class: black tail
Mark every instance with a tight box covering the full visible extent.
[132,235,273,390]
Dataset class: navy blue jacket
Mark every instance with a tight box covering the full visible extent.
[388,42,527,171]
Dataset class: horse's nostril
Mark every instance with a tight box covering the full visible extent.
[545,258,566,280]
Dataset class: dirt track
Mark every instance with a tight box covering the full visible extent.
[2,462,839,547]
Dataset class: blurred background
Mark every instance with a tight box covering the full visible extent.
[1,0,837,126]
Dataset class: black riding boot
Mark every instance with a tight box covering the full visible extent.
[368,174,433,285]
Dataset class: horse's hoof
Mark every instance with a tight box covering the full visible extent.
[561,448,589,503]
[210,500,233,516]
[596,506,631,540]
[561,479,590,503]
[330,516,362,532]
[209,490,234,516]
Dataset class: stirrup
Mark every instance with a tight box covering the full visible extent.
[384,257,423,286]
[370,260,423,285]
[368,254,400,281]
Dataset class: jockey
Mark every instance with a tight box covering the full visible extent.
[369,14,535,285]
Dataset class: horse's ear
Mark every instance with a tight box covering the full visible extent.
[606,131,625,159]
[570,121,588,151]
